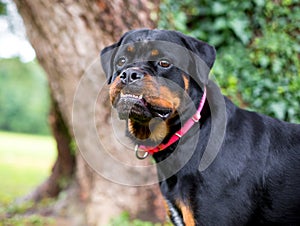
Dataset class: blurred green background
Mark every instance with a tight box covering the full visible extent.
[0,58,50,135]
[159,0,300,123]
[0,0,299,225]
[0,0,56,221]
[0,60,56,224]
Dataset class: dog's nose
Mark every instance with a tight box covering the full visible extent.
[120,69,144,84]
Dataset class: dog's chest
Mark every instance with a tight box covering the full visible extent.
[163,198,196,226]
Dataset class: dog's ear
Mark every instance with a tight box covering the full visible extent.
[175,32,216,69]
[189,38,216,86]
[185,37,216,70]
[100,42,119,84]
[174,31,216,85]
[100,30,135,84]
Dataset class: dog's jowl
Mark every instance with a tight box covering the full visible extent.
[101,29,300,226]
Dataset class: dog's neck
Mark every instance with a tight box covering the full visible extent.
[152,94,211,163]
[135,85,210,155]
[127,83,211,161]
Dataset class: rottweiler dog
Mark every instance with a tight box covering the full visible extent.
[101,29,300,226]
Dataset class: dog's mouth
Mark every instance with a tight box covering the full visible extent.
[116,92,173,123]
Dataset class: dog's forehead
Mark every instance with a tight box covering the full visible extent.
[115,30,190,62]
[121,29,182,45]
[116,42,167,59]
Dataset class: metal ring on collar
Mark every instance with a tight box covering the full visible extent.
[135,144,149,160]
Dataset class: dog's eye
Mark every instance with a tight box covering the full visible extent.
[116,57,126,67]
[158,59,171,68]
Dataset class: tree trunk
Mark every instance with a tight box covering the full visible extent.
[13,0,165,225]
[26,93,75,202]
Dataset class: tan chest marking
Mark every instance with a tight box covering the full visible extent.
[178,201,196,226]
[163,198,196,226]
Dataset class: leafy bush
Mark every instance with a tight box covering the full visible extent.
[158,0,300,123]
[0,58,50,134]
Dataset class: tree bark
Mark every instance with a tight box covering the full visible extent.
[13,0,165,225]
[26,94,75,202]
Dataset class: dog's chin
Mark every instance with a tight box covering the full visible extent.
[115,95,172,144]
[116,95,172,123]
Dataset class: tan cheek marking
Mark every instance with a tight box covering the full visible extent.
[109,76,121,104]
[159,86,180,109]
[151,49,159,56]
[182,74,189,91]
[178,201,196,226]
[140,76,175,108]
[173,97,180,110]
[148,98,174,109]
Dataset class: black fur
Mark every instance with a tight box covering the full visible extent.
[101,29,300,225]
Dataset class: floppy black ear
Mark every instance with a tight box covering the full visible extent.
[176,32,216,69]
[174,31,216,85]
[100,42,119,84]
[190,38,216,86]
[187,37,216,70]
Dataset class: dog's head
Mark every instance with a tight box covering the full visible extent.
[101,29,215,146]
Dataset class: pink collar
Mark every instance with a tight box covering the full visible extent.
[135,87,207,159]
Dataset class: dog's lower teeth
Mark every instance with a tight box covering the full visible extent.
[157,113,170,118]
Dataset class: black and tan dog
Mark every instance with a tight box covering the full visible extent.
[101,29,300,226]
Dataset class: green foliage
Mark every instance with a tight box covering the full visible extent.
[0,58,51,134]
[0,0,7,15]
[159,0,300,123]
[108,212,171,226]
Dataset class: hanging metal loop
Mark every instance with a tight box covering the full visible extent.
[135,145,149,160]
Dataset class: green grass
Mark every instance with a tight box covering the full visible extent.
[0,214,55,226]
[0,131,167,225]
[108,212,172,226]
[0,131,56,205]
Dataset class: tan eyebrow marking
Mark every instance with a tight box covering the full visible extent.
[151,49,159,56]
[127,45,135,52]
